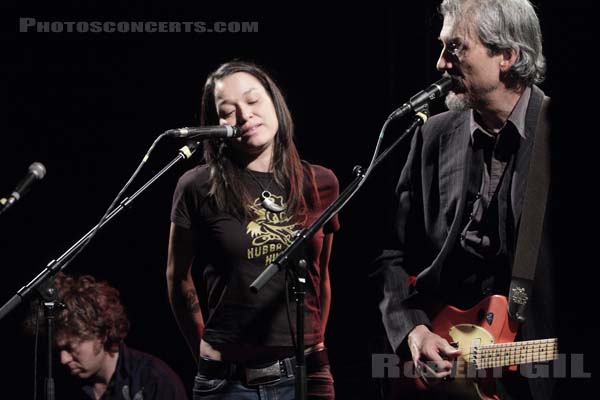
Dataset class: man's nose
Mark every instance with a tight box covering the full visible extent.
[60,350,72,364]
[436,49,453,72]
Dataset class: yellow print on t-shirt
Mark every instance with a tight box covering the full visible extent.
[246,195,297,263]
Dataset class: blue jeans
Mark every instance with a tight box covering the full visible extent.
[192,365,335,400]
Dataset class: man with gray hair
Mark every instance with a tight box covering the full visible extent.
[377,0,554,398]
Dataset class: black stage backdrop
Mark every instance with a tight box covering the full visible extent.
[0,1,594,399]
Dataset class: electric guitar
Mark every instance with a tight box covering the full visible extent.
[413,295,558,399]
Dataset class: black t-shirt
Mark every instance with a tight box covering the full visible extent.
[170,163,340,347]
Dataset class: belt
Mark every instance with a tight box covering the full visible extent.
[198,347,329,387]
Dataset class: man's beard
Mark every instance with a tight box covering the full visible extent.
[445,77,473,111]
[445,78,500,112]
[445,91,474,111]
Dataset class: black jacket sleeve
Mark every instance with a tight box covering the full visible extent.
[376,127,431,354]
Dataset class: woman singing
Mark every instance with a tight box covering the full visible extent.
[167,61,339,399]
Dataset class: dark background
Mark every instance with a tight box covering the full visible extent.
[0,1,594,398]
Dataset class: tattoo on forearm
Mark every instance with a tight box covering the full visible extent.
[184,289,201,314]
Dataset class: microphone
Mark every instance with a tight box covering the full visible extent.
[164,125,242,139]
[0,162,46,215]
[388,76,453,120]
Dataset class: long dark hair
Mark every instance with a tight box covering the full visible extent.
[201,61,316,222]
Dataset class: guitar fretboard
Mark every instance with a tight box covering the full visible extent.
[471,338,558,369]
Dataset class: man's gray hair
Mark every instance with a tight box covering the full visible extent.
[440,0,545,86]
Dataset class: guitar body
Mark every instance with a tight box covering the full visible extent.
[425,295,519,399]
[387,295,556,399]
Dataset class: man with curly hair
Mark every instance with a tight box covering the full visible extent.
[30,273,188,400]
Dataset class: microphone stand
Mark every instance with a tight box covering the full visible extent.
[250,110,429,400]
[1,141,199,399]
[0,141,199,321]
[36,280,64,400]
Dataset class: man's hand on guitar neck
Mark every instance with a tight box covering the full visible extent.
[407,324,462,385]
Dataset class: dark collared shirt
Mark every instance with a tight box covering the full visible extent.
[79,344,188,400]
[460,87,530,258]
[440,88,531,308]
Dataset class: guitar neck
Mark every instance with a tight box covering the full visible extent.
[472,338,558,369]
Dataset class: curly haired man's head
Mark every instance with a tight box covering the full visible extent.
[24,273,131,380]
[52,273,130,352]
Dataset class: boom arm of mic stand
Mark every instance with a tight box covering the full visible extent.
[250,113,428,292]
[0,142,200,321]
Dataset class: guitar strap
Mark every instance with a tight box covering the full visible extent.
[508,96,551,323]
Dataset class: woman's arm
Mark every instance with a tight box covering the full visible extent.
[319,232,334,336]
[166,223,204,363]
